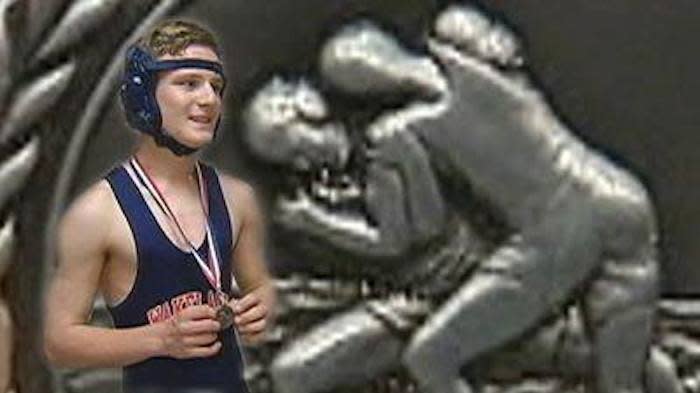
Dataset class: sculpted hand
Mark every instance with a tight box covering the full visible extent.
[232,292,269,345]
[158,305,222,359]
[241,5,531,260]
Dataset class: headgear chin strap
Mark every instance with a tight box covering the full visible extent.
[120,45,226,156]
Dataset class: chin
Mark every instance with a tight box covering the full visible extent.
[189,136,214,149]
[184,129,216,145]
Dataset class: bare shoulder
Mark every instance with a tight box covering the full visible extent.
[214,169,260,215]
[58,179,118,246]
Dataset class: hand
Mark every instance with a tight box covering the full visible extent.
[157,305,222,359]
[231,292,269,345]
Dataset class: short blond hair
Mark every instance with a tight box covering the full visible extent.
[139,19,220,58]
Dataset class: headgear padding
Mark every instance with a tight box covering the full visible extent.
[120,45,226,156]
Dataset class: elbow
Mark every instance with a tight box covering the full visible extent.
[373,236,412,259]
[42,331,61,366]
[43,328,71,368]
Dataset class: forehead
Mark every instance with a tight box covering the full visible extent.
[157,44,224,80]
[158,43,220,62]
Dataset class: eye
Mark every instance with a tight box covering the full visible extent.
[177,79,199,89]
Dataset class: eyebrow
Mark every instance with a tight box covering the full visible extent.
[170,70,224,84]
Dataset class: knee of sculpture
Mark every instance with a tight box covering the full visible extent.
[241,3,664,393]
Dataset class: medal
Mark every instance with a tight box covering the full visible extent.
[129,157,233,331]
[216,304,235,330]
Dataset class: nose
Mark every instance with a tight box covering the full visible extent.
[320,124,350,169]
[334,132,351,168]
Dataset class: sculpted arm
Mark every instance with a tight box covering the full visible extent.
[293,129,447,258]
[245,79,447,260]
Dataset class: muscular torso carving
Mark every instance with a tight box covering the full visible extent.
[243,4,676,393]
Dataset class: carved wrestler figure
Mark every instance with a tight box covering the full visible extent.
[243,5,667,393]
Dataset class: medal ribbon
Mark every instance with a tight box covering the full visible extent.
[129,157,222,293]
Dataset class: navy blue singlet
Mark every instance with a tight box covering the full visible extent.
[106,163,249,393]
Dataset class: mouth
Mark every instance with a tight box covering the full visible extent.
[278,162,368,219]
[189,115,214,125]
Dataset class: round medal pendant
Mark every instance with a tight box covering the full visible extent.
[216,304,235,330]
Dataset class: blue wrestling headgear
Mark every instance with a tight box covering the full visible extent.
[120,44,226,156]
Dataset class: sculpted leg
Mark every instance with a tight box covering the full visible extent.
[584,253,660,393]
[585,262,658,393]
[582,163,666,393]
[403,189,602,393]
[645,347,683,393]
[246,5,667,393]
[270,304,405,393]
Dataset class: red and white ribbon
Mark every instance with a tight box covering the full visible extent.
[129,156,223,294]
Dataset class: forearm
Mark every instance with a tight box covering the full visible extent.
[0,299,12,393]
[246,280,276,322]
[382,130,446,243]
[44,322,165,369]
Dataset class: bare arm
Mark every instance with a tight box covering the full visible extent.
[0,298,11,392]
[224,178,276,344]
[43,182,162,367]
[274,128,447,260]
[43,182,221,368]
[326,125,447,256]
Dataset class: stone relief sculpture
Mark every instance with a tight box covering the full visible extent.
[0,1,191,392]
[0,0,64,391]
[1,1,700,393]
[241,4,686,393]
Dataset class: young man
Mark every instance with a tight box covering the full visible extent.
[43,20,275,393]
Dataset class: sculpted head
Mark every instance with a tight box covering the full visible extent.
[243,77,350,171]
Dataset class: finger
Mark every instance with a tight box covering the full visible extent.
[241,332,265,345]
[433,4,523,68]
[237,318,266,335]
[179,319,221,334]
[176,305,216,321]
[426,31,537,113]
[479,24,524,67]
[233,293,260,314]
[235,304,267,326]
[183,333,218,347]
[185,341,222,358]
[320,21,447,98]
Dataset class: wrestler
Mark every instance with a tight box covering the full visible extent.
[243,5,666,393]
[43,20,275,393]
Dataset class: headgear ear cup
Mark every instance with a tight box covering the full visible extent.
[120,45,162,135]
[119,44,226,156]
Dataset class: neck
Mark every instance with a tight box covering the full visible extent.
[133,136,200,185]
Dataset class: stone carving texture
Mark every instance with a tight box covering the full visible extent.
[1,2,700,393]
[0,218,15,393]
[0,1,189,392]
[241,4,691,393]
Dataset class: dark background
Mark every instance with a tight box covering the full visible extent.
[79,0,700,295]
